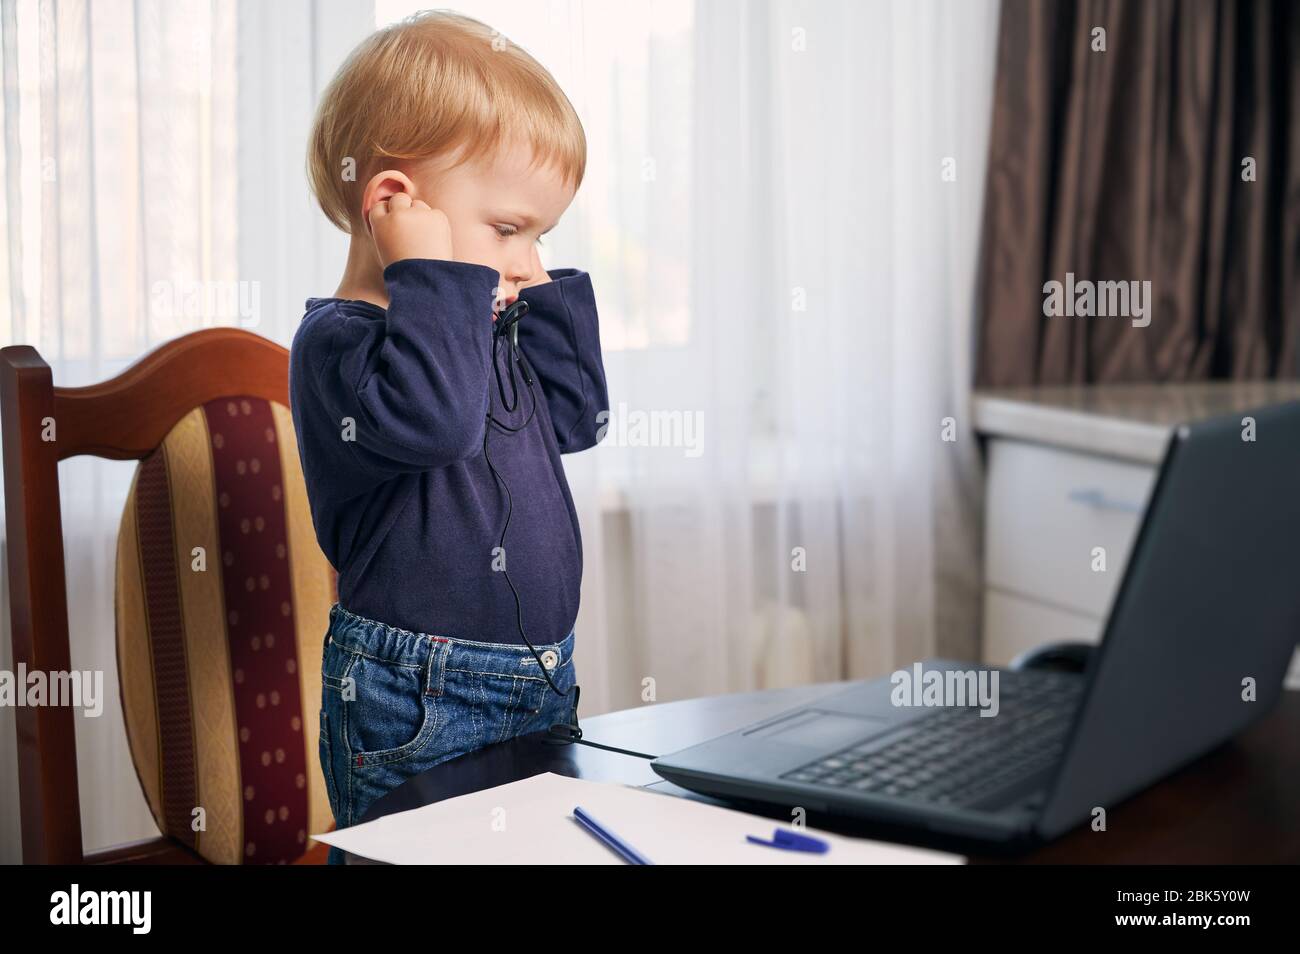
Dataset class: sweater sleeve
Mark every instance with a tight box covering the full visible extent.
[515,268,611,454]
[306,258,500,479]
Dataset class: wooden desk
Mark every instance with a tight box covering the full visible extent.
[348,683,1300,864]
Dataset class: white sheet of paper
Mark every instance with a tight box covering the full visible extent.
[311,772,964,864]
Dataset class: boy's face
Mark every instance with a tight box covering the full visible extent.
[408,139,576,302]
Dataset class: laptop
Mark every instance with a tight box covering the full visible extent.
[651,401,1300,847]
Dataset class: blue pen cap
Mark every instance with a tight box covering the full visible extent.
[746,828,831,853]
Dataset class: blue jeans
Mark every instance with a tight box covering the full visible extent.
[319,602,577,864]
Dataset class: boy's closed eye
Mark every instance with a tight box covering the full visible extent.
[493,223,546,245]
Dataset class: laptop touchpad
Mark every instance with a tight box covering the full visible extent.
[745,709,887,749]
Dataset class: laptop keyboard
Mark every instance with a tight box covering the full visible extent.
[779,669,1083,808]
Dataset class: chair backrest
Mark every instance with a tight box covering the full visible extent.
[2,329,337,864]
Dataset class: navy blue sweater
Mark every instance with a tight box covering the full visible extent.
[288,258,608,645]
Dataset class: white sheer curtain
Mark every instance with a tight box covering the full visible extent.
[611,0,1000,703]
[0,0,367,862]
[0,0,999,861]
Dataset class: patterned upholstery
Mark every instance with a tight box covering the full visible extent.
[114,396,337,864]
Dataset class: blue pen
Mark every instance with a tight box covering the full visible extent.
[572,806,654,865]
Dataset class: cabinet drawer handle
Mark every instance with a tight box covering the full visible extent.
[1067,488,1143,514]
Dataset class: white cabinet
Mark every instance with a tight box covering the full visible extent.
[981,438,1152,666]
[975,384,1300,688]
[985,440,1155,620]
[982,584,1104,668]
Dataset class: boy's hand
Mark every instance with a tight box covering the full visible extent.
[369,193,454,268]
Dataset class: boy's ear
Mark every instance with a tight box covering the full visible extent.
[361,170,417,233]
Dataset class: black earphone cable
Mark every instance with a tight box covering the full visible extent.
[483,301,657,761]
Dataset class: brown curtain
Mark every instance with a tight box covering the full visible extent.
[976,0,1300,386]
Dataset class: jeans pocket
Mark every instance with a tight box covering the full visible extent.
[318,707,340,819]
[342,652,438,764]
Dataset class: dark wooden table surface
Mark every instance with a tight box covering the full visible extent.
[349,682,1300,864]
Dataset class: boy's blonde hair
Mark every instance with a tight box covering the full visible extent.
[307,10,586,234]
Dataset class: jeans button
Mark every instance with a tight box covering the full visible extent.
[540,650,558,670]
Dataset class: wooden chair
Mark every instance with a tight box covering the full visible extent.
[2,329,337,864]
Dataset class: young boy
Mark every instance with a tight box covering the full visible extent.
[288,11,607,862]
